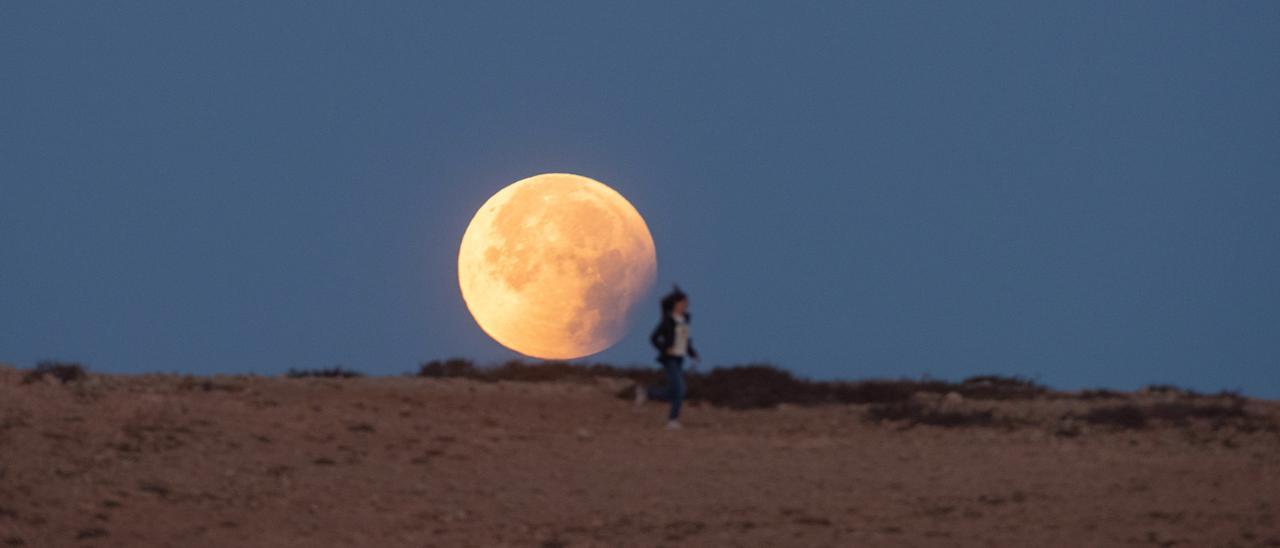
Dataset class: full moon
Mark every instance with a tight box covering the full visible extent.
[457,173,657,360]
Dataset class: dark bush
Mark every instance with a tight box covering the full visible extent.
[680,368,1045,409]
[1141,385,1249,405]
[1076,400,1273,432]
[418,358,480,379]
[286,367,364,379]
[1211,389,1245,401]
[693,364,821,409]
[1142,384,1203,398]
[822,375,1044,405]
[831,380,920,404]
[866,401,1005,428]
[22,361,87,384]
[962,375,1024,386]
[177,377,243,392]
[420,358,658,386]
[486,360,593,383]
[584,362,658,383]
[1082,405,1148,430]
[958,375,1047,400]
[417,360,1063,410]
[411,359,1272,426]
[1078,388,1128,400]
[1148,401,1245,424]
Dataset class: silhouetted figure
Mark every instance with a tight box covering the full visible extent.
[636,285,700,429]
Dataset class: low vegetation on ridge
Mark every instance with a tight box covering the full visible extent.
[11,359,1273,435]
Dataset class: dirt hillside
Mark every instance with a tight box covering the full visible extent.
[1,364,1277,547]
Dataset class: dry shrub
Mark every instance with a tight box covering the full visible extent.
[416,360,1052,410]
[690,364,822,409]
[418,358,657,385]
[1143,383,1189,394]
[286,367,364,379]
[486,361,597,383]
[1081,405,1149,430]
[866,401,1010,428]
[485,360,653,383]
[1077,400,1273,432]
[1139,384,1241,400]
[1148,400,1274,432]
[21,361,86,384]
[583,363,659,383]
[647,368,1042,409]
[414,359,1266,424]
[176,377,243,392]
[418,358,481,379]
[1149,401,1244,424]
[957,375,1047,400]
[830,380,922,404]
[827,375,1044,406]
[1078,388,1128,400]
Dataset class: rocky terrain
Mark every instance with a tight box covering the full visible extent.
[1,363,1277,547]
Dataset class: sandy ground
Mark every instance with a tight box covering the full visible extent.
[1,365,1278,547]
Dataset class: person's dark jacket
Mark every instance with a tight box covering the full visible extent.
[650,313,698,361]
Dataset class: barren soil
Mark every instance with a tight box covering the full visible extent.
[1,365,1277,547]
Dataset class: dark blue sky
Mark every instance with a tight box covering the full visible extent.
[3,3,1278,396]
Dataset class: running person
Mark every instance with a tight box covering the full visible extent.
[638,285,700,429]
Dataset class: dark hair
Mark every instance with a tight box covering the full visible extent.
[660,285,688,316]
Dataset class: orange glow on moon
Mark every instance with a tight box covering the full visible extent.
[457,173,658,360]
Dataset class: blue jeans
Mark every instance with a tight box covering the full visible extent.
[647,356,686,420]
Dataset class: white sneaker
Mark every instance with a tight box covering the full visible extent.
[665,420,682,430]
[633,384,647,407]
